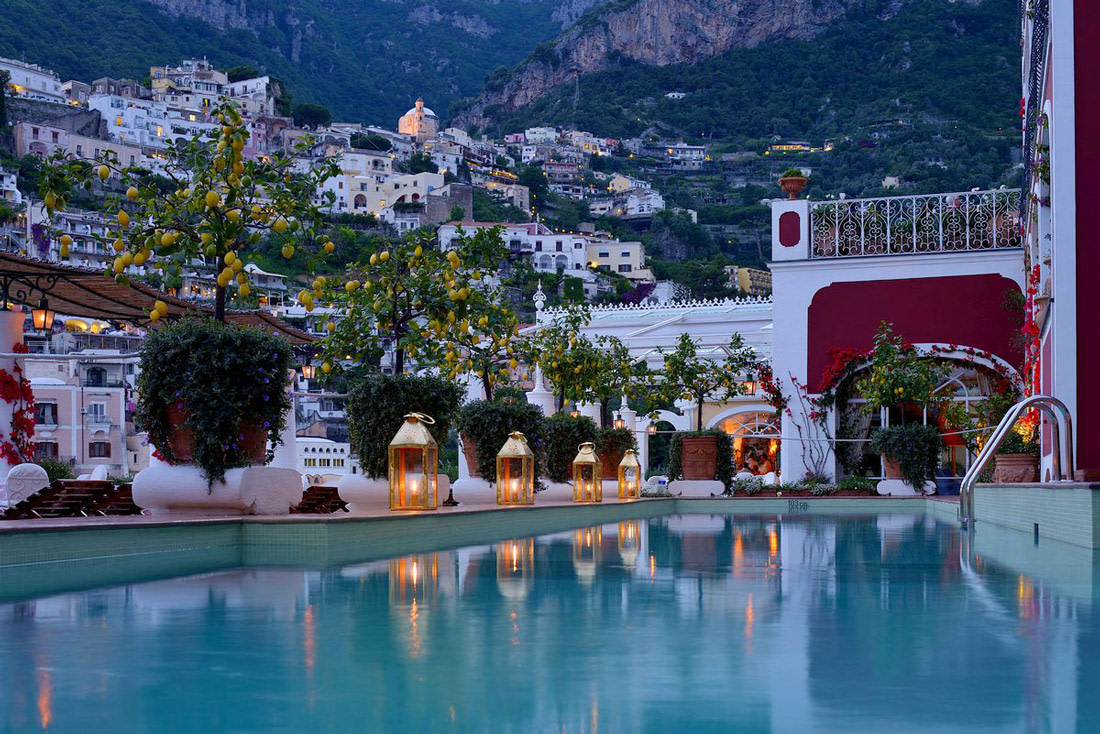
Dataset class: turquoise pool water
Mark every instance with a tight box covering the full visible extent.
[0,513,1095,732]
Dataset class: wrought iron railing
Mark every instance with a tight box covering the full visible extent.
[809,189,1021,258]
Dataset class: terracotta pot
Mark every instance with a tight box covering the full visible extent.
[882,456,902,480]
[681,435,719,481]
[600,449,624,479]
[461,435,481,477]
[778,176,807,200]
[165,403,267,465]
[993,453,1038,483]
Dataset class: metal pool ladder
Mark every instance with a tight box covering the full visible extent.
[959,394,1075,527]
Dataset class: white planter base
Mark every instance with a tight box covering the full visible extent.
[669,480,726,498]
[876,479,937,497]
[338,474,453,513]
[133,464,304,515]
[450,476,490,503]
[537,481,575,502]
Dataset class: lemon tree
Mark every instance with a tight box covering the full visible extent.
[654,333,757,431]
[587,335,650,426]
[39,101,340,321]
[521,305,602,412]
[314,228,509,376]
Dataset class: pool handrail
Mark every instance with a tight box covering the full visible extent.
[959,394,1075,526]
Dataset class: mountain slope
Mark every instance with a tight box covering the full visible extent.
[0,0,592,124]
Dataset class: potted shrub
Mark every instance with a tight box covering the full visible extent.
[652,333,756,479]
[136,319,293,485]
[778,168,808,200]
[869,424,942,493]
[669,430,734,489]
[543,413,597,484]
[455,395,544,484]
[345,373,464,480]
[595,426,637,477]
[993,423,1039,483]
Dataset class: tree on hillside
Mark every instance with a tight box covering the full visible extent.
[518,165,549,213]
[293,103,332,129]
[350,133,392,152]
[0,71,8,128]
[224,66,261,83]
[406,153,439,175]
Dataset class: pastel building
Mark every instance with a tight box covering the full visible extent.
[397,98,439,143]
[0,57,65,104]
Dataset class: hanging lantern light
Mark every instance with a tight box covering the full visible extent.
[647,423,658,436]
[742,375,758,395]
[613,413,626,430]
[617,449,642,500]
[572,442,602,503]
[496,431,535,506]
[300,359,316,380]
[569,408,581,419]
[388,413,438,511]
[31,296,54,331]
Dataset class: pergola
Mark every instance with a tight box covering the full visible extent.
[0,251,314,345]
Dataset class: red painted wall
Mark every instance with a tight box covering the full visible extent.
[806,274,1023,392]
[1075,0,1100,477]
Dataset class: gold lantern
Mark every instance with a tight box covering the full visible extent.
[496,431,535,506]
[572,526,602,586]
[617,449,642,500]
[572,442,602,503]
[388,413,438,511]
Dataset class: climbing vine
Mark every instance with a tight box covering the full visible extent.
[0,342,35,464]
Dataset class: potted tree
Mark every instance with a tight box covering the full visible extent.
[136,319,293,484]
[869,424,943,493]
[595,425,637,478]
[654,333,756,480]
[543,413,598,484]
[993,422,1040,483]
[857,322,946,491]
[455,393,544,485]
[778,168,808,200]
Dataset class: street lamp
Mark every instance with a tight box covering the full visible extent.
[742,376,758,395]
[647,423,658,436]
[300,360,316,380]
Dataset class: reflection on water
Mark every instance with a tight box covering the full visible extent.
[1,514,1099,731]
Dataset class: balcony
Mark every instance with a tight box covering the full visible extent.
[809,189,1021,258]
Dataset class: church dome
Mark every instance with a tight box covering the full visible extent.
[404,104,437,118]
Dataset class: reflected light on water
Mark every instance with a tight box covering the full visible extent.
[745,594,754,656]
[304,605,316,675]
[35,668,51,731]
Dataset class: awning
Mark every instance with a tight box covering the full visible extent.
[0,252,314,345]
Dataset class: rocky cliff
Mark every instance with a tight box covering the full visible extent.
[454,0,914,127]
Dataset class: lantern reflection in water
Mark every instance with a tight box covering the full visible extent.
[495,538,536,601]
[572,442,602,503]
[617,520,642,568]
[572,526,602,585]
[388,413,439,511]
[389,554,440,606]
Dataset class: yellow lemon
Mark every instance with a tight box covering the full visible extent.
[414,245,423,258]
[239,283,250,297]
[231,259,243,273]
[321,361,332,375]
[149,309,161,322]
[134,251,146,266]
[44,192,57,209]
[273,218,287,233]
[226,209,240,222]
[345,281,359,293]
[326,321,336,333]
[281,244,295,259]
[120,251,134,266]
[379,251,390,263]
[154,300,168,315]
[97,165,109,181]
[205,191,220,208]
[60,234,72,247]
[223,251,236,266]
[324,241,335,254]
[201,232,213,245]
[112,258,125,274]
[369,253,378,266]
[112,238,124,252]
[117,210,130,228]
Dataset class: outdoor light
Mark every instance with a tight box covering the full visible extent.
[496,431,535,506]
[388,554,438,605]
[572,442,602,503]
[617,520,642,568]
[742,376,758,395]
[495,537,535,601]
[388,413,439,511]
[31,296,54,331]
[617,449,642,500]
[569,409,581,419]
[613,414,626,430]
[647,423,658,436]
[300,361,316,380]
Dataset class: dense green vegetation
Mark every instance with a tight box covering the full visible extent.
[483,0,1019,195]
[0,0,571,124]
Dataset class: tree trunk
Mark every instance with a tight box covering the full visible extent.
[215,284,226,322]
[600,397,610,428]
[394,348,405,374]
[482,375,493,402]
[696,399,704,432]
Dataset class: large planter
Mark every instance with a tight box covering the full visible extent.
[779,176,807,200]
[166,403,267,465]
[681,435,719,481]
[599,449,624,479]
[461,435,481,478]
[882,456,903,480]
[993,453,1039,483]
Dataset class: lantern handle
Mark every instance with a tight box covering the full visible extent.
[406,412,436,425]
[578,441,595,452]
[509,431,527,442]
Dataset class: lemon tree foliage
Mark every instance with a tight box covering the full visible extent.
[38,101,340,321]
[315,227,517,385]
[520,305,599,412]
[588,335,650,426]
[654,333,757,431]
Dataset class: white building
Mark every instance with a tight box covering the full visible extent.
[225,76,276,116]
[438,221,590,274]
[524,127,559,145]
[586,239,654,281]
[297,437,358,484]
[0,168,22,208]
[89,94,218,158]
[0,57,65,104]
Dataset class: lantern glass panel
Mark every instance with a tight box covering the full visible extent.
[573,463,602,503]
[496,455,533,505]
[389,445,438,510]
[618,465,640,499]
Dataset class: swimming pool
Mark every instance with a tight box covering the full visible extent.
[0,512,1093,732]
